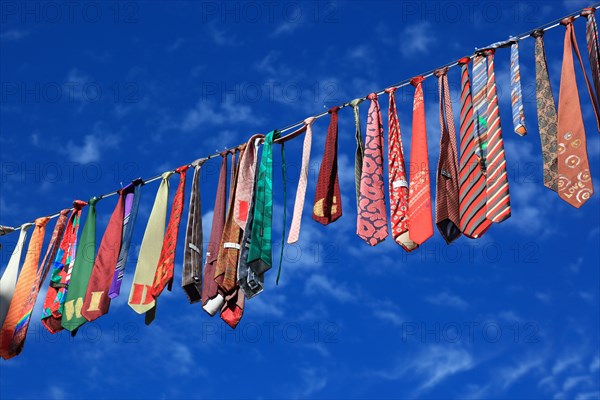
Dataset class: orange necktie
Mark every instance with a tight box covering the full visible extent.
[407,76,434,244]
[0,217,49,357]
[557,17,599,207]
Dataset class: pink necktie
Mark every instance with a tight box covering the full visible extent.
[357,93,388,246]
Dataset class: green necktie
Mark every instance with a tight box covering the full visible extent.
[61,197,98,333]
[247,130,281,276]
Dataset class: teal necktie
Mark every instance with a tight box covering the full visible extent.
[61,197,98,333]
[247,130,281,276]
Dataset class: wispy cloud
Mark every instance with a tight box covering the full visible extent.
[62,127,121,164]
[180,97,259,131]
[0,29,29,41]
[304,274,354,303]
[425,291,468,310]
[399,21,435,57]
[206,21,240,46]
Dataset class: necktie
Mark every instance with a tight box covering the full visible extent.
[484,49,512,223]
[458,57,493,239]
[557,17,598,207]
[248,130,281,275]
[349,98,365,212]
[313,107,342,225]
[182,158,207,304]
[128,172,172,315]
[108,178,143,298]
[202,154,228,316]
[215,147,245,294]
[61,197,98,332]
[407,76,434,245]
[532,29,559,192]
[0,217,49,358]
[434,68,462,244]
[0,223,32,329]
[582,7,600,115]
[510,40,527,136]
[6,210,69,358]
[237,137,265,299]
[152,165,189,299]
[41,201,86,334]
[386,87,417,251]
[81,191,126,322]
[357,93,388,246]
[287,118,315,244]
[472,53,490,170]
[0,226,15,236]
[234,134,265,230]
[220,288,244,329]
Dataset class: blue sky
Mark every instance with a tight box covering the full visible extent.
[1,1,599,399]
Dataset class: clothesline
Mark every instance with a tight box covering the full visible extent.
[2,2,599,235]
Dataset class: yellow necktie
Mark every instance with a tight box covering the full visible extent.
[128,172,172,314]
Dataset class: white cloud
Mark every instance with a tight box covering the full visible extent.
[425,291,468,310]
[206,21,240,46]
[180,97,259,131]
[373,309,405,327]
[271,20,303,37]
[535,292,551,304]
[64,133,120,164]
[304,274,354,303]
[499,355,546,390]
[375,344,475,392]
[399,21,435,57]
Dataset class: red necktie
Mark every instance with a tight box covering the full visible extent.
[457,57,493,238]
[357,93,388,246]
[152,165,189,297]
[557,17,599,207]
[407,76,434,245]
[434,67,462,244]
[386,87,417,251]
[313,106,342,225]
[80,190,126,322]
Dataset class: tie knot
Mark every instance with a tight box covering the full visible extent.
[561,16,575,26]
[384,87,397,95]
[73,199,87,210]
[484,48,495,56]
[35,216,50,228]
[367,93,378,101]
[162,170,175,180]
[433,67,448,78]
[328,106,340,114]
[60,208,71,217]
[304,116,316,125]
[0,225,15,236]
[191,157,208,168]
[88,196,100,206]
[581,7,596,17]
[349,98,364,108]
[410,76,425,87]
[457,56,471,66]
[530,29,544,38]
[175,164,190,174]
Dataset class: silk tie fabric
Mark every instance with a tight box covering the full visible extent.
[237,137,265,299]
[313,107,342,225]
[152,165,189,299]
[349,98,365,211]
[0,226,15,236]
[81,191,126,322]
[0,223,32,330]
[557,17,599,207]
[234,135,265,230]
[5,210,69,358]
[182,158,207,304]
[457,57,492,239]
[357,93,388,246]
[582,7,600,112]
[129,172,172,314]
[0,217,48,358]
[62,197,98,332]
[202,154,228,316]
[215,147,245,294]
[532,29,559,192]
[248,130,281,275]
[407,76,434,245]
[108,178,143,298]
[434,68,462,244]
[41,201,86,333]
[510,40,527,136]
[472,53,490,170]
[386,87,417,251]
[287,118,315,244]
[484,49,512,223]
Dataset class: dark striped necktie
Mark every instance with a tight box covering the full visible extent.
[434,67,462,244]
[582,7,600,117]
